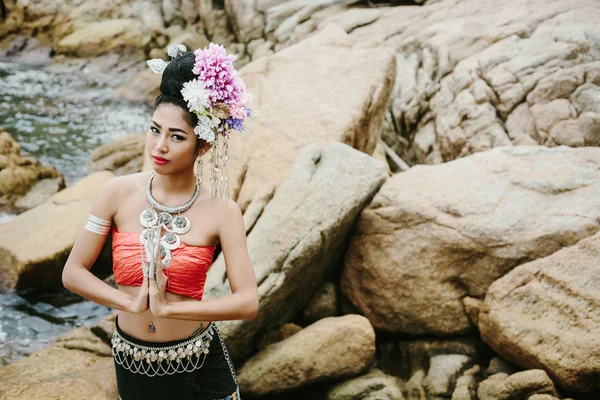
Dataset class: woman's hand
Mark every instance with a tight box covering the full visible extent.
[148,228,170,317]
[127,263,149,314]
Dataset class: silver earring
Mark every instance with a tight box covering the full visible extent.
[195,156,203,186]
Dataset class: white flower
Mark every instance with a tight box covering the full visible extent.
[194,114,220,143]
[181,79,210,113]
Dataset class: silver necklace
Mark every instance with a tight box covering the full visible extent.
[139,172,200,332]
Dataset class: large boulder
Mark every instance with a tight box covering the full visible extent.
[341,146,600,335]
[222,23,395,209]
[237,315,376,396]
[56,19,150,57]
[204,142,388,362]
[479,232,600,393]
[477,370,559,400]
[0,129,64,214]
[89,134,145,176]
[0,171,115,291]
[0,325,117,400]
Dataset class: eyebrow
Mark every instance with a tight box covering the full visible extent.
[152,121,189,135]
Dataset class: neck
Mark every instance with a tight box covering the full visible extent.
[150,169,198,206]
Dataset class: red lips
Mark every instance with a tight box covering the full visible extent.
[152,156,169,164]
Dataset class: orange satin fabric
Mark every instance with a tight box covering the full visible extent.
[111,225,216,301]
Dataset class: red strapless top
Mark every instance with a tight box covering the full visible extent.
[111,225,217,301]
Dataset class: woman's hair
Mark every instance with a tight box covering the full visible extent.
[153,51,202,149]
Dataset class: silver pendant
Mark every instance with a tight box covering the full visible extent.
[140,209,158,228]
[162,249,172,268]
[172,215,191,234]
[161,232,180,250]
[157,212,173,229]
[140,228,158,245]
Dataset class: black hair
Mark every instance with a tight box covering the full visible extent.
[153,52,203,150]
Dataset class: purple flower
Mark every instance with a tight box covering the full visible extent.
[192,43,246,108]
[225,117,244,131]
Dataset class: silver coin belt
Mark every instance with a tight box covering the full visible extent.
[111,322,215,377]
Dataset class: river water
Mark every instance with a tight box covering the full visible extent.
[0,61,151,366]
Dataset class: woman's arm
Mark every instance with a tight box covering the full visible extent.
[62,177,145,313]
[160,198,259,320]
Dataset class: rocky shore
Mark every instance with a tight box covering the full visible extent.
[1,0,599,399]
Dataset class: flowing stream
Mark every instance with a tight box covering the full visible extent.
[0,61,151,365]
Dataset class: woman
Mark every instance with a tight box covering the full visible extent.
[62,44,259,400]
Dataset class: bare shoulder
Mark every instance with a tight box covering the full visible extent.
[95,172,149,216]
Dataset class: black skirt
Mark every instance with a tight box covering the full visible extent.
[112,315,240,400]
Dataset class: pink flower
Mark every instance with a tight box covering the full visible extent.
[192,43,246,108]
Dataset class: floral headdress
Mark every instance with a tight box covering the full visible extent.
[146,43,259,200]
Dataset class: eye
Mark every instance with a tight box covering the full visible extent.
[172,134,185,141]
[150,126,160,134]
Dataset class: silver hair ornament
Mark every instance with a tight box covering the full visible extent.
[167,44,187,59]
[146,59,168,75]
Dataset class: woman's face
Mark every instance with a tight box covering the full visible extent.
[147,103,206,174]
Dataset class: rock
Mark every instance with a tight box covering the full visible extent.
[341,146,600,335]
[477,370,559,400]
[341,0,600,163]
[451,374,477,400]
[204,142,388,362]
[0,171,115,291]
[56,19,150,57]
[527,395,561,400]
[225,23,396,210]
[256,323,302,351]
[405,370,427,400]
[225,0,265,43]
[0,36,53,66]
[325,368,404,400]
[423,355,474,397]
[237,315,376,396]
[242,183,276,234]
[90,311,118,344]
[13,177,64,212]
[89,134,145,176]
[302,281,338,324]
[378,337,479,380]
[479,232,600,392]
[486,357,519,377]
[0,327,116,400]
[462,297,483,327]
[0,129,65,214]
[113,69,161,104]
[580,111,600,146]
[169,31,210,53]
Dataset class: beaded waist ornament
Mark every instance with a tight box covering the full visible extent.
[111,322,215,376]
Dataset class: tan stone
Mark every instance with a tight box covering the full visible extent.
[113,68,161,104]
[341,146,600,334]
[0,171,115,290]
[302,281,339,324]
[0,327,116,400]
[326,368,404,400]
[0,129,64,213]
[237,315,376,396]
[477,370,559,400]
[256,323,302,351]
[89,134,145,176]
[204,142,387,362]
[479,233,600,392]
[227,23,396,209]
[56,19,150,57]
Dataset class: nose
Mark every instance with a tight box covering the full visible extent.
[154,132,169,154]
